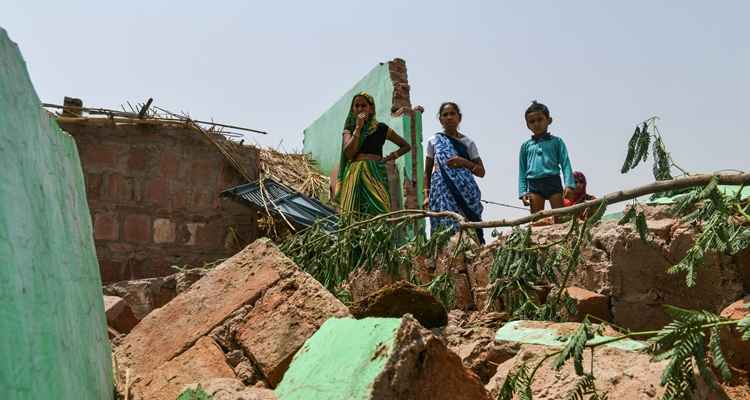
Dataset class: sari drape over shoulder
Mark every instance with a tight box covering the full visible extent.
[429,133,484,243]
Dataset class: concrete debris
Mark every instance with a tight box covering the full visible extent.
[563,286,612,322]
[181,378,277,400]
[103,295,139,334]
[720,294,750,370]
[439,310,517,384]
[103,268,206,319]
[514,205,747,331]
[103,204,749,400]
[350,281,448,328]
[234,271,350,386]
[344,235,479,311]
[275,315,490,400]
[487,321,719,400]
[114,239,349,399]
[132,337,236,400]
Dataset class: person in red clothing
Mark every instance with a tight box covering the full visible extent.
[564,171,596,207]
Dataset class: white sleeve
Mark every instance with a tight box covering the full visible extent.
[425,136,435,158]
[467,139,480,160]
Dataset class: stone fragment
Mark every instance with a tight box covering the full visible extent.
[180,378,277,400]
[349,281,448,328]
[114,240,286,386]
[441,311,517,383]
[564,286,611,322]
[235,272,349,386]
[520,213,745,331]
[487,320,719,399]
[719,294,750,370]
[103,295,139,334]
[115,239,349,394]
[132,337,235,400]
[275,316,490,400]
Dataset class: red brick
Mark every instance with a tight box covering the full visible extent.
[127,148,150,171]
[123,214,151,243]
[170,189,187,210]
[196,221,223,248]
[720,295,750,370]
[153,218,176,243]
[104,173,133,202]
[84,144,119,170]
[85,173,103,199]
[159,152,180,179]
[191,159,217,184]
[191,190,216,209]
[220,164,241,187]
[185,222,205,245]
[107,242,134,253]
[236,266,350,386]
[103,295,139,334]
[565,286,611,322]
[130,337,235,400]
[115,240,286,375]
[128,258,174,280]
[145,178,170,207]
[99,259,125,283]
[94,213,119,241]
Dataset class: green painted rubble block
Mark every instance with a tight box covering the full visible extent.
[274,318,402,400]
[495,321,647,352]
[0,27,112,399]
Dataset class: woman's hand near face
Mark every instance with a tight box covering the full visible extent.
[355,113,367,130]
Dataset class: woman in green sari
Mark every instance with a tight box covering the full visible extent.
[337,92,411,217]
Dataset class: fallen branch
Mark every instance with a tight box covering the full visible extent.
[327,172,750,232]
[466,172,750,229]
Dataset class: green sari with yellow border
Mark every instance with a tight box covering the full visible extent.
[336,92,391,218]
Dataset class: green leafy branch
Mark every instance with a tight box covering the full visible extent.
[667,179,750,287]
[280,212,463,305]
[487,203,606,320]
[498,306,750,400]
[617,202,651,243]
[621,117,688,181]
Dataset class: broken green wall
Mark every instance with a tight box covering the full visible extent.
[302,63,424,210]
[275,318,402,400]
[0,28,113,400]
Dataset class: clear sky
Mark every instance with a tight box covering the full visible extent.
[3,1,749,223]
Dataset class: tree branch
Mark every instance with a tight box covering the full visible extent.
[463,173,750,229]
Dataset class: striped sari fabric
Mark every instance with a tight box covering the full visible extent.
[337,159,391,218]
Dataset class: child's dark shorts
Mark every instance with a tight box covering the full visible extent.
[527,175,563,199]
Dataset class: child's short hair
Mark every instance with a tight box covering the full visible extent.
[525,101,550,118]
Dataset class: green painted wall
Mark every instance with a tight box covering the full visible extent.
[302,63,423,210]
[495,321,646,352]
[275,317,402,400]
[0,28,113,399]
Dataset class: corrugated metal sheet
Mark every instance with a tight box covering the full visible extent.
[222,178,338,232]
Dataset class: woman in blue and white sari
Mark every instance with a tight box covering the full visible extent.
[424,102,486,243]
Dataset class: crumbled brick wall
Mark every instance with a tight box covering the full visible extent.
[59,121,259,283]
[388,58,412,114]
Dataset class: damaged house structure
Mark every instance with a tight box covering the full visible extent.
[55,111,262,283]
[303,58,425,216]
[5,19,750,400]
[51,57,425,284]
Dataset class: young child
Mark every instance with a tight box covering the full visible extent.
[518,101,575,214]
[563,171,595,207]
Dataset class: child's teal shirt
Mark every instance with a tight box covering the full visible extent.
[518,133,575,198]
